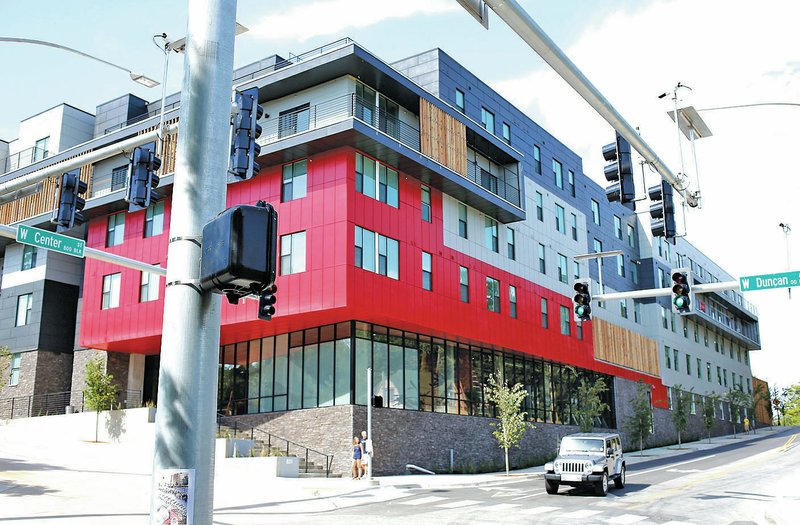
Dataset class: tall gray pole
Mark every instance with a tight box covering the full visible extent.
[366,367,373,480]
[149,1,236,524]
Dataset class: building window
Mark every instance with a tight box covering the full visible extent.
[573,261,580,281]
[664,346,671,369]
[707,362,712,382]
[553,159,563,189]
[555,204,566,234]
[614,216,622,239]
[33,136,50,162]
[631,263,639,285]
[627,224,636,248]
[683,318,689,338]
[458,202,468,239]
[620,299,628,318]
[541,298,549,328]
[593,238,603,256]
[486,277,500,313]
[281,231,307,275]
[616,254,625,277]
[459,266,469,303]
[422,251,432,291]
[686,354,692,376]
[697,358,702,379]
[421,185,432,222]
[111,165,127,191]
[15,293,33,326]
[535,191,544,221]
[570,213,578,241]
[21,245,37,271]
[560,305,571,336]
[538,243,546,273]
[661,306,669,329]
[485,217,498,253]
[481,107,495,133]
[144,201,165,238]
[140,271,160,302]
[557,253,568,284]
[658,268,666,288]
[533,145,542,174]
[354,226,398,279]
[591,199,600,226]
[673,349,679,372]
[278,103,310,138]
[506,228,516,260]
[455,89,465,113]
[634,301,641,323]
[102,273,122,310]
[577,321,584,340]
[282,160,308,202]
[509,285,517,318]
[568,169,575,197]
[106,212,125,247]
[723,368,728,387]
[8,353,21,386]
[356,153,398,208]
[502,122,511,144]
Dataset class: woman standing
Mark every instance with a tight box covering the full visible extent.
[351,436,363,480]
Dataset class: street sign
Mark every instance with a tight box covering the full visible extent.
[16,224,85,258]
[739,270,800,292]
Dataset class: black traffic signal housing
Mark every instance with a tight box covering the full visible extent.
[258,283,277,320]
[126,144,161,212]
[51,169,88,232]
[602,132,635,210]
[200,200,278,313]
[648,180,676,239]
[573,278,593,322]
[671,268,694,315]
[230,87,264,181]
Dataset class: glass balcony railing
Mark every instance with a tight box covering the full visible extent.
[0,146,52,175]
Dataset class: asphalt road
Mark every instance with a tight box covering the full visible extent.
[264,428,800,525]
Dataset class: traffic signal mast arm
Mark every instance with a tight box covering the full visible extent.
[594,280,740,302]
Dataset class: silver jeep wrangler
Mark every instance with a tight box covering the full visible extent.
[543,432,625,496]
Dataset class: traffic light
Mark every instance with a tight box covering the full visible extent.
[602,132,635,210]
[229,87,264,181]
[258,283,277,320]
[572,279,593,322]
[51,169,88,232]
[648,180,676,239]
[199,200,278,307]
[126,144,161,212]
[671,268,694,314]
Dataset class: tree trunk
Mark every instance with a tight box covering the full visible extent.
[677,431,682,449]
[639,436,643,456]
[95,410,100,443]
[504,448,509,476]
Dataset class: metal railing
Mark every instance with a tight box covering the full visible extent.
[232,37,354,85]
[0,389,142,420]
[465,159,521,207]
[103,101,181,135]
[1,146,53,175]
[217,413,335,477]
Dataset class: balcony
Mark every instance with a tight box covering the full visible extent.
[1,145,53,175]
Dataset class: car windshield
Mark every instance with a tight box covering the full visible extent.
[560,437,604,453]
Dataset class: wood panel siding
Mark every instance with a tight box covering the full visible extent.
[593,318,660,376]
[419,99,466,176]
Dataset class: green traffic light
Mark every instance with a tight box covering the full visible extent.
[674,296,689,309]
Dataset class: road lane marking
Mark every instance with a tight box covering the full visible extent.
[608,514,648,524]
[520,506,561,515]
[436,499,481,508]
[481,503,521,511]
[561,509,603,518]
[780,433,798,452]
[665,468,701,473]
[627,455,716,477]
[398,496,447,505]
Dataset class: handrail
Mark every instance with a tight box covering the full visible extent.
[406,464,436,475]
[216,413,335,477]
[0,388,142,420]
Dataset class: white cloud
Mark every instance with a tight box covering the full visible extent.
[249,0,459,42]
[492,0,800,388]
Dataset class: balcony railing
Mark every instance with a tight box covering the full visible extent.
[0,146,53,175]
[103,100,181,135]
[0,389,142,420]
[466,159,521,207]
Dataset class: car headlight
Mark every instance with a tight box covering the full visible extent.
[584,462,594,474]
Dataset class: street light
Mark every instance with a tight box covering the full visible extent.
[0,37,159,87]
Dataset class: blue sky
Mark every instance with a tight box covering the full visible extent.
[1,0,798,389]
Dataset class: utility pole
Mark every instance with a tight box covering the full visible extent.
[149,1,236,524]
[780,223,791,299]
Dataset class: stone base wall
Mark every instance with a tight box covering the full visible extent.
[0,350,72,401]
[70,349,107,409]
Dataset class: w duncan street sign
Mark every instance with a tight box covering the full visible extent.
[16,224,85,258]
[739,270,800,292]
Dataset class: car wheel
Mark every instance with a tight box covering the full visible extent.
[595,472,608,496]
[545,480,559,494]
[614,465,626,489]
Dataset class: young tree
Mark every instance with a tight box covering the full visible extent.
[83,357,118,443]
[725,389,750,438]
[782,384,800,426]
[0,346,10,393]
[702,393,719,443]
[624,381,653,456]
[484,374,532,475]
[671,385,692,449]
[568,367,609,433]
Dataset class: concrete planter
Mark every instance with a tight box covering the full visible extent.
[248,456,300,478]
[146,407,157,423]
[215,438,255,458]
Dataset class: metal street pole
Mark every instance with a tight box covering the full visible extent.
[780,223,792,299]
[366,367,373,480]
[149,0,236,523]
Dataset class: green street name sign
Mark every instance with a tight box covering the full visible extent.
[16,224,85,258]
[739,270,800,292]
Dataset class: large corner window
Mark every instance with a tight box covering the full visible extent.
[355,226,398,280]
[282,160,308,202]
[356,153,398,208]
[106,212,125,247]
[278,103,310,139]
[102,273,122,310]
[281,231,307,275]
[144,201,165,238]
[15,293,33,327]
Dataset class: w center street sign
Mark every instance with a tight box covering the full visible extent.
[16,224,85,258]
[739,271,800,292]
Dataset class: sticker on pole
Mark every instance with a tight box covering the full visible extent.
[153,468,194,525]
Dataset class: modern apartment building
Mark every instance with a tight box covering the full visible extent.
[0,38,761,474]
